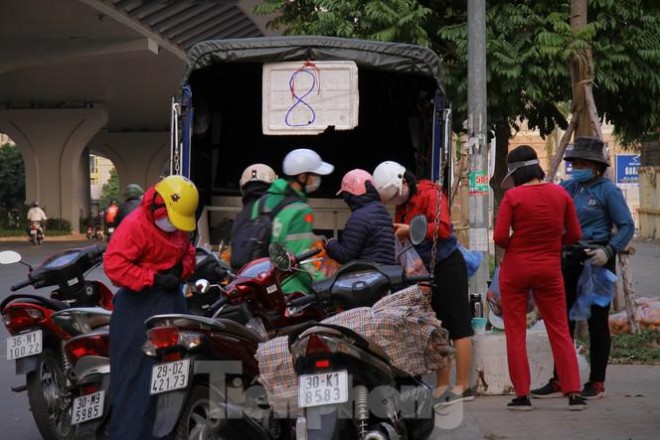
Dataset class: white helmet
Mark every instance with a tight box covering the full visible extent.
[239,163,277,188]
[282,148,334,176]
[373,161,406,202]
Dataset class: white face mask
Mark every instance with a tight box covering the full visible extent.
[304,175,321,193]
[155,217,178,233]
[389,188,410,206]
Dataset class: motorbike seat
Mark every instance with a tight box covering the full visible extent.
[217,318,267,343]
[301,326,390,362]
[1,294,69,312]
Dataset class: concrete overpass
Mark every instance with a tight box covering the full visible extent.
[0,0,275,229]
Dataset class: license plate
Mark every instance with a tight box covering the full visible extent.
[150,359,190,395]
[7,330,42,360]
[298,370,349,408]
[108,227,115,233]
[30,229,37,235]
[71,390,105,425]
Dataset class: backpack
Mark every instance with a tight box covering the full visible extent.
[230,194,300,270]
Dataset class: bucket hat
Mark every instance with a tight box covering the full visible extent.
[564,137,610,167]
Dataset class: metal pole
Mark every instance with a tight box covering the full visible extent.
[467,0,490,301]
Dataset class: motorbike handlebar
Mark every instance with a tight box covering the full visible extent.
[296,248,323,264]
[403,274,434,284]
[10,278,32,291]
[209,295,230,315]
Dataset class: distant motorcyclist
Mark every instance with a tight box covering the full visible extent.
[104,199,119,239]
[116,184,144,227]
[26,201,47,236]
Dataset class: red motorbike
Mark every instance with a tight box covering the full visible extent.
[143,238,427,440]
[0,244,113,440]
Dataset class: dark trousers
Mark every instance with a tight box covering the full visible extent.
[109,287,186,440]
[563,256,615,383]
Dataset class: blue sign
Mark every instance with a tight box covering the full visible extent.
[564,160,573,176]
[615,154,641,184]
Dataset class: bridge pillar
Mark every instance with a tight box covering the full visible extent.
[87,131,170,192]
[0,108,107,231]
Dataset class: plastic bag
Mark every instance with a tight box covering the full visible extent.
[486,266,536,318]
[458,244,483,278]
[570,262,617,321]
[394,239,429,277]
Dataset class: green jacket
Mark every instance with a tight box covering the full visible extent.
[257,178,324,294]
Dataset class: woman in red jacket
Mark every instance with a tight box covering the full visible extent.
[104,175,198,439]
[494,145,585,411]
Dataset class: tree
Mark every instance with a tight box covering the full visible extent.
[99,167,120,209]
[0,143,26,209]
[254,0,660,215]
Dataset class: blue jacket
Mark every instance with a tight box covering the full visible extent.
[561,177,634,253]
[326,187,396,265]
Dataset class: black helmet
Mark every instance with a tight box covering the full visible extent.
[123,184,144,200]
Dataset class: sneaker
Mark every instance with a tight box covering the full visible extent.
[507,396,533,411]
[580,381,606,400]
[568,394,587,411]
[434,387,475,408]
[530,378,562,399]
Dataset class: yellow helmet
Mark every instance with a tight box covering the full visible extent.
[154,175,199,232]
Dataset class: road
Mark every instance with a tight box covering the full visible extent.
[0,237,657,439]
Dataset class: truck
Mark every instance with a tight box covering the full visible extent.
[169,36,451,246]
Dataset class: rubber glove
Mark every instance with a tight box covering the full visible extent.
[585,245,613,267]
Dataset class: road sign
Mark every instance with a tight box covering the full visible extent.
[615,154,641,185]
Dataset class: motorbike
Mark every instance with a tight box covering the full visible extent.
[60,246,233,439]
[286,215,436,440]
[0,245,113,440]
[29,220,45,245]
[85,224,103,242]
[143,215,430,440]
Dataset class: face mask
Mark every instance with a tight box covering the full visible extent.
[573,168,594,182]
[305,175,321,193]
[389,188,410,206]
[155,216,178,233]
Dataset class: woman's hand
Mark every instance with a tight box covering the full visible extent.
[393,223,410,241]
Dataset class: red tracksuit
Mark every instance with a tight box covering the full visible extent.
[494,182,582,396]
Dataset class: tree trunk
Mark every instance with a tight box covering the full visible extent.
[570,0,601,139]
[489,119,511,266]
[617,248,641,334]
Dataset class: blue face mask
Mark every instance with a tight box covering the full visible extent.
[573,168,594,182]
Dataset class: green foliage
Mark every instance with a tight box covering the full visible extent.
[99,167,120,209]
[46,217,71,232]
[254,0,431,45]
[580,329,660,365]
[0,143,26,210]
[254,0,660,148]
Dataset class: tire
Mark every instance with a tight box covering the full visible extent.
[174,384,228,440]
[26,348,74,440]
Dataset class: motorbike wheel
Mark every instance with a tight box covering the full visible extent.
[26,349,74,440]
[174,384,229,440]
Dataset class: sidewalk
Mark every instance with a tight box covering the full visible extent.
[427,364,659,439]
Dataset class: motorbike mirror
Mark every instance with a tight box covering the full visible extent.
[409,215,428,246]
[0,250,22,265]
[269,242,292,271]
[195,279,210,293]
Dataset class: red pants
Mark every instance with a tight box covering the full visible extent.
[500,264,580,396]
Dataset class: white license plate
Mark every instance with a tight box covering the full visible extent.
[71,390,105,425]
[108,227,115,233]
[298,370,349,408]
[150,359,190,395]
[30,229,37,235]
[7,330,42,360]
